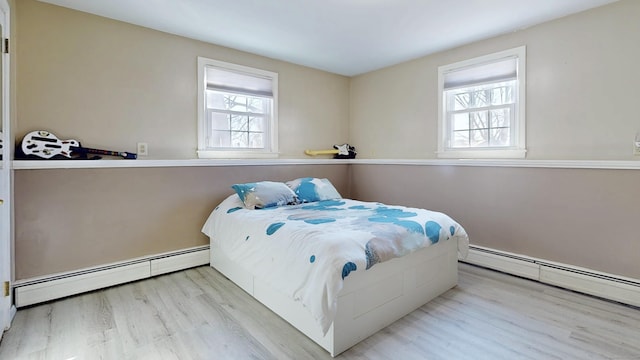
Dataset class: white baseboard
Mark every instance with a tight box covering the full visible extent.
[539,265,640,307]
[463,245,640,308]
[14,245,210,307]
[151,249,210,276]
[464,247,539,280]
[15,262,149,307]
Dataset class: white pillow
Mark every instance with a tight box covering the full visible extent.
[231,181,298,209]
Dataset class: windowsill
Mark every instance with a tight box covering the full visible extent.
[436,148,527,159]
[196,150,279,159]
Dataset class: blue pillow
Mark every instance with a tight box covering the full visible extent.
[231,181,298,209]
[286,178,342,203]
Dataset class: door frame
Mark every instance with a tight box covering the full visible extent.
[0,0,11,340]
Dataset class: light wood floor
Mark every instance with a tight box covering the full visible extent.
[1,263,639,360]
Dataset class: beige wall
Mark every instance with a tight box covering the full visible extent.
[12,0,353,280]
[14,164,350,279]
[350,0,640,160]
[346,0,640,281]
[16,0,350,159]
[351,164,640,280]
[12,0,640,284]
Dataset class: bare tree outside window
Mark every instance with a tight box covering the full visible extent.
[207,91,270,149]
[446,81,515,148]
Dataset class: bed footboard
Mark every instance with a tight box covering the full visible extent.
[210,238,459,357]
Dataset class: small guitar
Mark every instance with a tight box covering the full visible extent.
[304,143,356,159]
[21,130,137,159]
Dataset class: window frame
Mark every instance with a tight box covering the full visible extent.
[197,57,279,159]
[437,46,526,159]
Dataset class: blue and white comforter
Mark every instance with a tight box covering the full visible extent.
[202,195,469,334]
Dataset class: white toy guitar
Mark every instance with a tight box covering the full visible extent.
[21,130,137,159]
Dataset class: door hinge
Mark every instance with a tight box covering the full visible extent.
[3,38,8,54]
[3,281,8,297]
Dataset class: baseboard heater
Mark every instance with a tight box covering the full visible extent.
[13,245,210,307]
[463,245,640,308]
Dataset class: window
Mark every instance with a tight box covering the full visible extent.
[197,57,278,158]
[437,46,526,159]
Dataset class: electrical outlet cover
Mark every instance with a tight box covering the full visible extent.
[137,142,148,156]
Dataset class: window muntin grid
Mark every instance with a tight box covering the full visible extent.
[205,91,271,149]
[445,80,516,149]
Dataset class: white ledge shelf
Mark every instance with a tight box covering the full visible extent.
[11,158,640,170]
[12,158,352,169]
[350,159,640,170]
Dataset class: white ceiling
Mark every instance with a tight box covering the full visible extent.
[38,0,618,76]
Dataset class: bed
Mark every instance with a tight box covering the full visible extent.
[202,178,469,357]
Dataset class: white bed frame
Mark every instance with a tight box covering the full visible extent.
[210,238,459,357]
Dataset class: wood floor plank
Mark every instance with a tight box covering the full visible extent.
[185,267,330,359]
[1,263,639,360]
[453,266,640,359]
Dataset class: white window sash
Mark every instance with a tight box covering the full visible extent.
[197,57,279,158]
[205,108,271,151]
[437,46,526,159]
